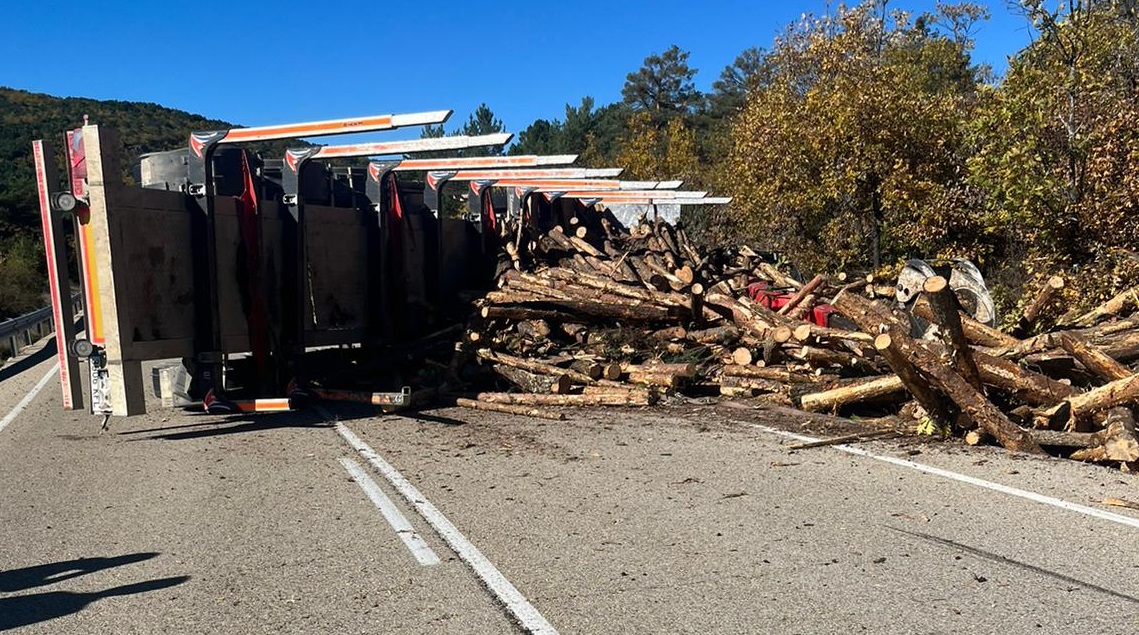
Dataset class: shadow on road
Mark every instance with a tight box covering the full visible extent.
[397,409,467,427]
[127,410,332,441]
[888,526,1139,604]
[0,336,56,384]
[0,553,159,593]
[0,575,189,631]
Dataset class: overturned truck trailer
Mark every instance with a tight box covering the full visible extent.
[35,110,731,420]
[32,113,541,417]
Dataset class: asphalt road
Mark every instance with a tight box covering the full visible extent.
[3,336,1139,634]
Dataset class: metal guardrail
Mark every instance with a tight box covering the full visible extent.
[0,293,82,359]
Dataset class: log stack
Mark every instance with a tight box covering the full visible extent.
[449,207,1139,470]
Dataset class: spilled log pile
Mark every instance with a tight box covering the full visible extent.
[452,208,1139,470]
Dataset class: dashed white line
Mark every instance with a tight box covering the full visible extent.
[744,421,1139,530]
[0,365,58,435]
[323,410,559,635]
[339,457,440,566]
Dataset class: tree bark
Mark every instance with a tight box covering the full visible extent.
[798,374,907,412]
[686,325,741,345]
[1058,332,1133,382]
[1061,284,1139,328]
[872,333,955,428]
[493,365,573,394]
[1069,408,1139,462]
[721,364,820,384]
[973,351,1079,406]
[909,297,1019,349]
[455,397,566,421]
[1047,374,1139,431]
[476,349,594,384]
[919,277,983,391]
[778,274,826,316]
[1012,275,1064,337]
[876,332,1044,454]
[477,391,656,407]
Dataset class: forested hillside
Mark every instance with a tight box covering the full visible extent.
[0,88,234,318]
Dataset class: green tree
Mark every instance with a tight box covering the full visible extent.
[709,47,767,118]
[723,2,986,273]
[967,0,1139,308]
[508,118,562,156]
[621,45,702,125]
[506,98,629,167]
[459,103,506,156]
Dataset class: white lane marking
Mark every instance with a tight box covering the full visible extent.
[338,457,440,566]
[0,366,58,435]
[324,411,559,635]
[744,421,1139,530]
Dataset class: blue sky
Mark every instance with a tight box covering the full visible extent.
[1,1,1035,141]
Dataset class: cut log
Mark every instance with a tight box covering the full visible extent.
[705,293,777,340]
[455,398,566,421]
[721,364,820,384]
[530,298,678,322]
[791,322,876,345]
[580,385,656,400]
[687,325,741,345]
[731,347,754,366]
[569,359,603,380]
[690,283,705,328]
[1012,276,1064,337]
[1045,374,1139,430]
[650,326,689,341]
[920,276,983,391]
[831,290,907,335]
[871,333,955,428]
[875,332,1043,454]
[477,391,656,407]
[601,362,623,381]
[973,351,1079,406]
[909,298,1019,349]
[1097,329,1139,364]
[778,274,827,316]
[624,362,698,378]
[791,346,879,375]
[1070,408,1139,462]
[476,349,594,384]
[758,262,801,290]
[481,304,577,323]
[964,429,992,446]
[493,365,574,394]
[569,236,603,258]
[798,374,906,412]
[1058,332,1133,382]
[628,370,682,390]
[787,429,900,449]
[1028,429,1102,447]
[1062,284,1139,328]
[545,226,576,251]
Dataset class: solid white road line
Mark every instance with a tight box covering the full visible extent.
[339,457,441,566]
[744,421,1139,531]
[0,365,58,435]
[325,412,560,635]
